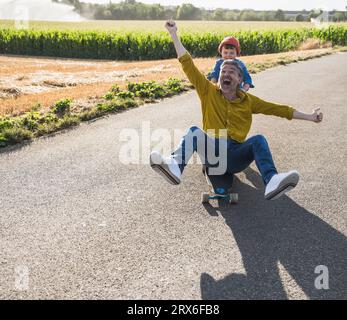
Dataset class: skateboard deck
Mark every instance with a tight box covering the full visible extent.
[201,165,238,204]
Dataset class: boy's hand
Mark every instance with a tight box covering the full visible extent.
[309,107,323,123]
[165,20,177,34]
[242,84,250,92]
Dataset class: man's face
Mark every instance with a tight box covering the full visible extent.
[218,63,242,92]
[221,46,237,60]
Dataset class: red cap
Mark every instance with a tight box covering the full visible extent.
[218,36,241,56]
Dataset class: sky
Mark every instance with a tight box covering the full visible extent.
[0,0,345,21]
[80,0,346,11]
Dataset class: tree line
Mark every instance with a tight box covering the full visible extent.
[52,0,347,22]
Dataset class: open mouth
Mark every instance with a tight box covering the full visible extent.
[223,80,231,86]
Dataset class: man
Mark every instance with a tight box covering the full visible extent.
[150,20,323,200]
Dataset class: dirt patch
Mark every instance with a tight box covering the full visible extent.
[298,38,333,51]
[0,58,178,99]
[0,87,22,99]
[0,82,113,116]
[42,80,78,88]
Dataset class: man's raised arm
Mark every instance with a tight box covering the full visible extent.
[165,20,210,98]
[165,20,186,58]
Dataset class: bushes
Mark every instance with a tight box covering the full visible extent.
[101,78,186,103]
[97,97,138,113]
[0,98,77,146]
[0,127,33,146]
[52,98,72,116]
[166,77,185,93]
[127,81,166,99]
[0,26,346,60]
[116,91,135,99]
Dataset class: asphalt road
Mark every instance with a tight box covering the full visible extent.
[0,52,346,300]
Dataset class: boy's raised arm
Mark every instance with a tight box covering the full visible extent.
[165,20,186,58]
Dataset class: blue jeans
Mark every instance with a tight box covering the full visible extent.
[171,126,277,185]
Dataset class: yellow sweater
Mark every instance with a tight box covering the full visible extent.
[179,52,295,142]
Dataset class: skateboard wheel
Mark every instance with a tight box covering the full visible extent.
[201,192,210,204]
[229,193,238,204]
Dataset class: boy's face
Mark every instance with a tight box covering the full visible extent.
[221,46,237,60]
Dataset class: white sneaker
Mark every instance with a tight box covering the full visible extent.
[264,170,299,200]
[150,151,181,185]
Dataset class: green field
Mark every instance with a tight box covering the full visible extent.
[2,20,344,32]
[1,20,346,61]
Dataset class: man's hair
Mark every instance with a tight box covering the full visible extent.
[220,60,243,78]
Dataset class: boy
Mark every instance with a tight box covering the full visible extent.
[208,36,254,92]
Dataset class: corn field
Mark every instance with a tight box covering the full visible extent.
[0,25,346,60]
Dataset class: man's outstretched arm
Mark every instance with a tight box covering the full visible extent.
[251,94,323,123]
[165,20,186,58]
[293,108,323,123]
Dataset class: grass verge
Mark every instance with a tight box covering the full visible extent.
[0,78,188,148]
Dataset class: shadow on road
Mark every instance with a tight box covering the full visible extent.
[201,167,347,300]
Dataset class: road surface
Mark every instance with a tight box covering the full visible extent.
[0,52,346,299]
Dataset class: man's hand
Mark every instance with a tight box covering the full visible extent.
[165,20,177,34]
[293,108,323,122]
[164,20,186,58]
[309,107,323,123]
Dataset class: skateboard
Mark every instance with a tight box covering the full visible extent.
[201,165,238,204]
